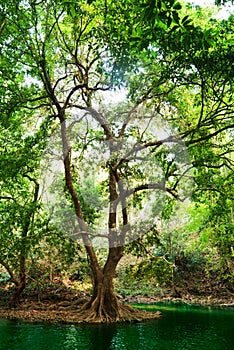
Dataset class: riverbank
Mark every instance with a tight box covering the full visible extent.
[0,301,160,324]
[0,289,233,324]
[123,294,234,307]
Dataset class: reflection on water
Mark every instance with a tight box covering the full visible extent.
[0,304,234,350]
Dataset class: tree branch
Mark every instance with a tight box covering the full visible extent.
[123,182,180,200]
[0,196,15,201]
[115,135,181,170]
[185,123,234,146]
[0,19,6,36]
[80,106,113,139]
[0,260,19,286]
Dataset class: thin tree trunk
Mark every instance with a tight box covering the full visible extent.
[0,258,26,308]
[59,117,101,270]
[9,271,26,308]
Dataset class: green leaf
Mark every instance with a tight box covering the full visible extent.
[172,10,180,24]
[170,24,179,32]
[173,2,182,10]
[183,19,193,27]
[182,15,190,24]
[167,16,172,28]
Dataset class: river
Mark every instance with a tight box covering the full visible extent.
[0,303,233,349]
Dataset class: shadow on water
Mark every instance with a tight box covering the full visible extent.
[0,303,234,350]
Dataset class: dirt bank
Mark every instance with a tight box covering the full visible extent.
[0,289,233,324]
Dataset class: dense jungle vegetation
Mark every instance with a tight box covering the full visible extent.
[0,0,234,323]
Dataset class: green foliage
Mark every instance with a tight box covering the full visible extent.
[116,257,171,296]
[75,180,104,225]
[215,0,234,4]
[0,0,234,301]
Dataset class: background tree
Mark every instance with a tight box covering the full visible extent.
[0,115,41,306]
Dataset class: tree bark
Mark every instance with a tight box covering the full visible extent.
[82,246,123,322]
[0,260,25,308]
[9,272,26,308]
[80,246,159,323]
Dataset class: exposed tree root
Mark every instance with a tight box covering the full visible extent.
[77,299,161,323]
[0,303,161,324]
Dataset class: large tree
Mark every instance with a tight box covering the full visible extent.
[1,0,234,321]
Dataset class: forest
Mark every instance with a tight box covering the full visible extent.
[0,0,234,324]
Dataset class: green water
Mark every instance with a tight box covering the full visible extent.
[0,303,234,350]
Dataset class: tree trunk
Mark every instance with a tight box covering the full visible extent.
[8,249,27,308]
[83,275,120,322]
[0,260,26,308]
[81,247,123,322]
[78,246,159,323]
[9,273,26,308]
